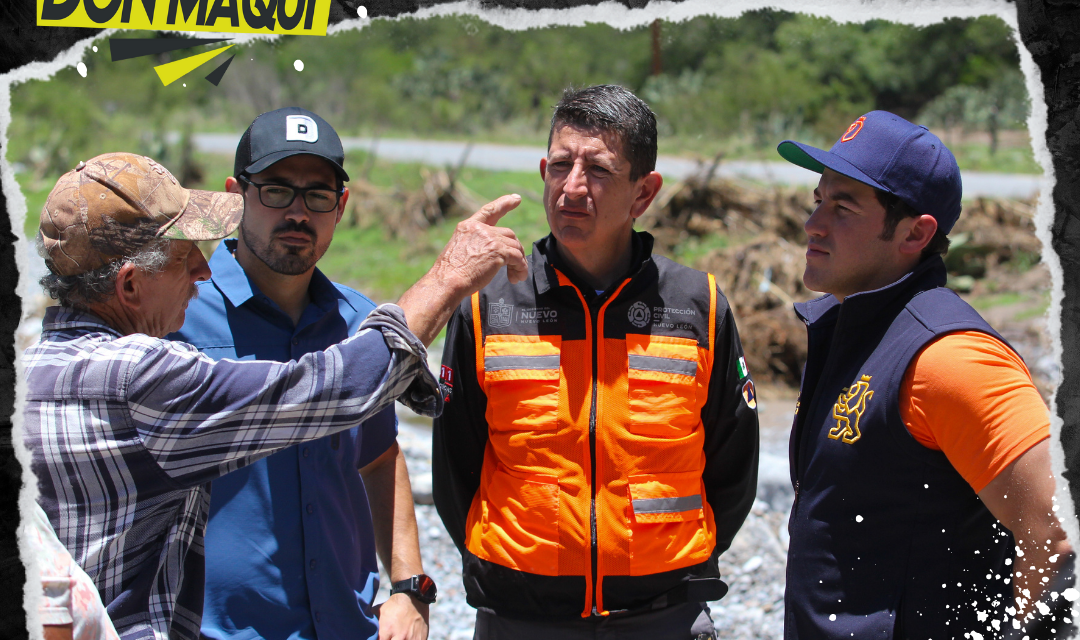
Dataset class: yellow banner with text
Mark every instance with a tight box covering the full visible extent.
[37,0,331,36]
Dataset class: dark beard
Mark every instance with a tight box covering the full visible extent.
[241,218,324,276]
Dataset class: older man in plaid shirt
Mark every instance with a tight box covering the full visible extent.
[22,153,527,640]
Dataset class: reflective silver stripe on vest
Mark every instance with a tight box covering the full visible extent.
[485,355,561,372]
[628,354,697,377]
[633,494,703,514]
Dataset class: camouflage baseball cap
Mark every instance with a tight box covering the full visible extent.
[38,152,243,276]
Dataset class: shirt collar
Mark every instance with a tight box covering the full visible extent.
[208,239,354,313]
[42,306,123,337]
[207,239,257,308]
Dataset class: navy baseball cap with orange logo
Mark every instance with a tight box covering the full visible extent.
[776,110,962,234]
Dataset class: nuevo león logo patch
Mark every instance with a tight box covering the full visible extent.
[488,298,513,329]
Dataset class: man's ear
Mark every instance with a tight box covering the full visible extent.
[113,262,142,313]
[539,157,547,181]
[225,176,242,194]
[898,214,938,256]
[335,187,350,225]
[630,171,664,219]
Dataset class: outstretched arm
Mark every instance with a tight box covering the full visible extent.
[398,195,526,346]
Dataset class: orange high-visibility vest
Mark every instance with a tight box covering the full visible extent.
[465,264,719,617]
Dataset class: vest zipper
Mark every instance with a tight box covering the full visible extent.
[558,271,630,618]
[588,300,600,617]
[559,275,601,618]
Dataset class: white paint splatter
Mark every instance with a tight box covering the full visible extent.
[92,46,98,52]
[856,515,863,522]
[829,614,836,621]
[76,62,87,77]
[356,5,367,19]
[294,59,305,72]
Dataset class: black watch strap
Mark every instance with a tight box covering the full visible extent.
[390,574,437,604]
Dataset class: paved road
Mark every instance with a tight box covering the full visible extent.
[194,133,1043,199]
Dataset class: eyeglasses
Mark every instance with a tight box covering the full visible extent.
[237,175,343,213]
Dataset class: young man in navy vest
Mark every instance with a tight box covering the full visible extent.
[777,111,1073,639]
[432,85,759,639]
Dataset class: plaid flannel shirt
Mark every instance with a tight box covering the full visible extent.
[22,305,440,640]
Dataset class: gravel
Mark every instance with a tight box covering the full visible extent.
[383,390,795,640]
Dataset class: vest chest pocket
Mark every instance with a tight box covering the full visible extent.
[483,335,561,432]
[626,336,700,437]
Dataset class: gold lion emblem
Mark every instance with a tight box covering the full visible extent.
[829,375,873,444]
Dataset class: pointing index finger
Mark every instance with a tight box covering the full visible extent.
[470,194,522,226]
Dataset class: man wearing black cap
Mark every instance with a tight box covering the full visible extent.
[170,108,433,640]
[776,111,1072,639]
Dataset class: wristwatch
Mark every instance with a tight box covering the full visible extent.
[390,574,438,604]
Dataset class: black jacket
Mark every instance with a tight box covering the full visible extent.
[433,232,759,619]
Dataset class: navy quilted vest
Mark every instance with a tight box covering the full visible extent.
[785,257,1016,640]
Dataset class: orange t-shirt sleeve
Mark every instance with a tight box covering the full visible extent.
[899,331,1050,493]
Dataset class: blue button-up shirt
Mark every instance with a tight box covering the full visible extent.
[169,239,396,640]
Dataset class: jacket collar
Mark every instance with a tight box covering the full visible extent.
[794,255,949,328]
[533,231,654,297]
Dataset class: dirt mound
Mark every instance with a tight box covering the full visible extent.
[639,166,809,252]
[946,197,1042,292]
[697,236,811,387]
[639,169,816,386]
[342,168,484,238]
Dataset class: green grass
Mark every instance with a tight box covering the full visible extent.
[13,137,1043,307]
[1013,299,1051,322]
[966,290,1051,323]
[968,291,1026,311]
[668,233,731,267]
[944,142,1042,174]
[17,176,51,241]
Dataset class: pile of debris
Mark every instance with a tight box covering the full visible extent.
[639,166,816,386]
[638,163,1044,387]
[341,144,484,238]
[946,197,1042,292]
[342,167,485,237]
